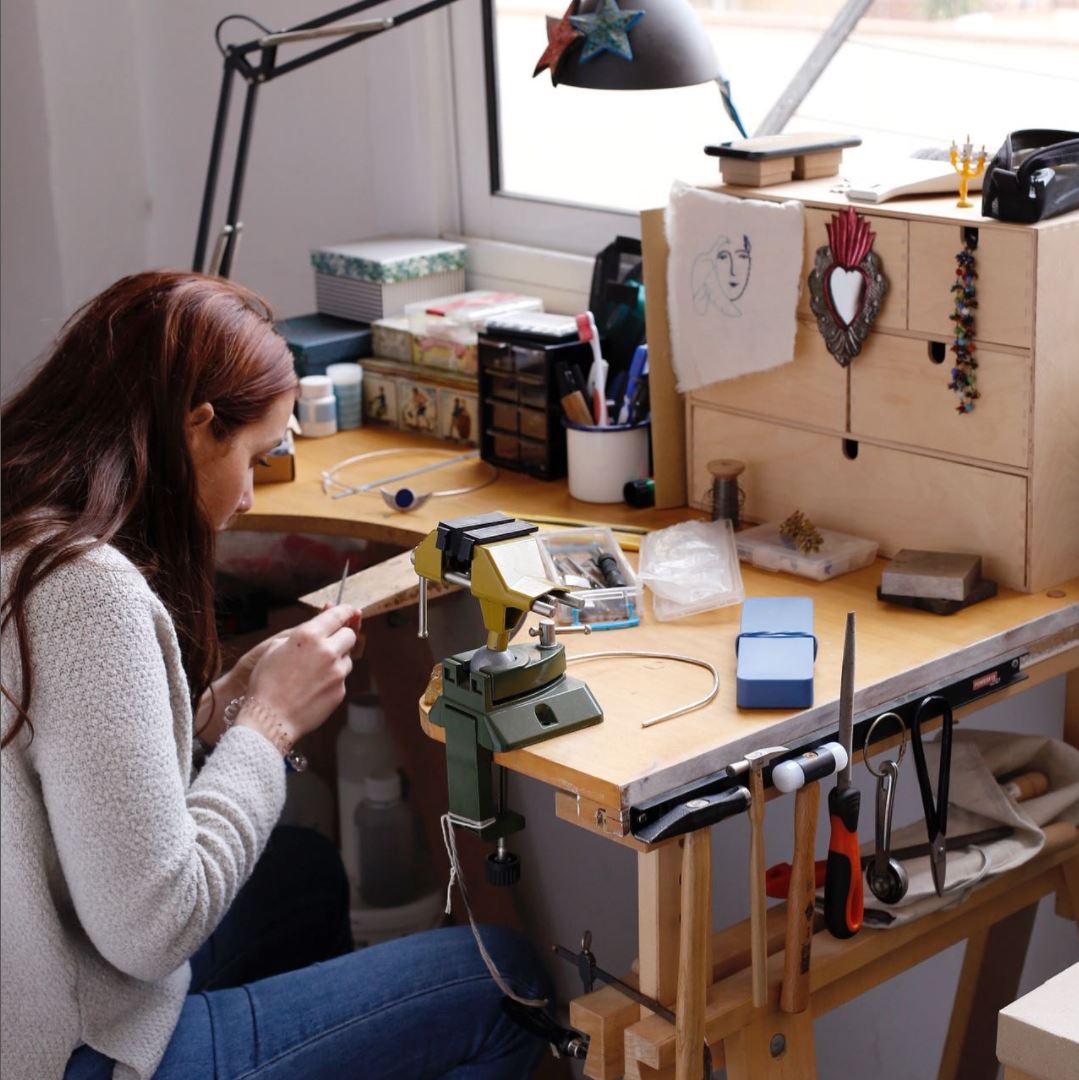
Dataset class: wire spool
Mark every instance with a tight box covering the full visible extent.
[705,459,745,527]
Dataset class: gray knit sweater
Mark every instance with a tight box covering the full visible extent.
[1,544,286,1080]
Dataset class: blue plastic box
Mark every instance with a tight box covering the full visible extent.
[736,597,816,709]
[276,313,372,377]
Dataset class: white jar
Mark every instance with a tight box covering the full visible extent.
[297,374,337,437]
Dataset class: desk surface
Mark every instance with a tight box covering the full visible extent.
[246,427,1079,817]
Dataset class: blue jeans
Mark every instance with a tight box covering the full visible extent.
[65,827,551,1079]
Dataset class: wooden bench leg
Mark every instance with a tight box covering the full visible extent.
[938,903,1038,1080]
[723,1008,817,1079]
[676,829,711,1080]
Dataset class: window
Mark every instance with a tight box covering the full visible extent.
[450,0,1078,250]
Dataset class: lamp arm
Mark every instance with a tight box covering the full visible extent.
[192,0,462,277]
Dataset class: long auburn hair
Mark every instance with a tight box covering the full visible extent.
[1,271,297,748]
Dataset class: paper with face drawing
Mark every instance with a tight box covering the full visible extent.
[665,180,803,391]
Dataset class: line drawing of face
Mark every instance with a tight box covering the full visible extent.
[691,234,753,317]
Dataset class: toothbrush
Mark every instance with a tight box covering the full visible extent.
[576,312,608,426]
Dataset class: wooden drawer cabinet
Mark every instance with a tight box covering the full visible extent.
[644,179,1079,592]
[692,320,846,434]
[849,334,1032,469]
[907,222,1034,347]
[689,406,1029,588]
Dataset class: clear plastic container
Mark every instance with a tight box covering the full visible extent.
[356,771,417,908]
[638,519,745,621]
[336,696,399,901]
[537,527,642,629]
[735,522,879,581]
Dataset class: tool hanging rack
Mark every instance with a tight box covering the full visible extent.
[628,652,1026,843]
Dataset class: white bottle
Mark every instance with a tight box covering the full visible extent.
[297,374,337,437]
[336,695,399,901]
[357,770,417,908]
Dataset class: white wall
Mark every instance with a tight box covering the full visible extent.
[1,0,460,396]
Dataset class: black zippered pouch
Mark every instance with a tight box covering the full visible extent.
[982,129,1079,223]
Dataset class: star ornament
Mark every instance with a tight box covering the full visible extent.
[533,2,583,85]
[569,0,644,63]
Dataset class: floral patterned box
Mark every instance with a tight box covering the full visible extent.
[412,317,478,376]
[371,316,415,363]
[310,237,466,283]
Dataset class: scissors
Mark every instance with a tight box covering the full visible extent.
[909,693,954,897]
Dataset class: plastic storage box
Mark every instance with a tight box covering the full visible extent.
[537,527,642,630]
[735,522,879,581]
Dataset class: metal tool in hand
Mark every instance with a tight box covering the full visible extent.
[863,711,909,905]
[824,611,863,938]
[910,694,954,897]
[334,560,349,606]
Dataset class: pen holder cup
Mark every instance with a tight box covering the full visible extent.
[564,419,650,503]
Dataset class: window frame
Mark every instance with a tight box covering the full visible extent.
[448,0,642,254]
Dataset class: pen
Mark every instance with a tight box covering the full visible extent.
[617,344,648,425]
[335,560,350,606]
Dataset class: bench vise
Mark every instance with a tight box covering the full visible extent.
[413,513,603,879]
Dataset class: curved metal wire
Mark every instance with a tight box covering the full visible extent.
[565,650,720,729]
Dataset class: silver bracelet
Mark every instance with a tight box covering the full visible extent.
[224,695,308,773]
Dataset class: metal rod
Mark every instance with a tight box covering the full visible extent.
[193,60,237,272]
[259,18,393,46]
[418,576,429,639]
[755,0,872,136]
[332,450,478,498]
[444,571,471,590]
[218,79,261,278]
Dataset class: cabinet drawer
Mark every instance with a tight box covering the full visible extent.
[850,334,1031,468]
[798,208,908,332]
[691,319,846,432]
[908,222,1034,347]
[689,406,1027,588]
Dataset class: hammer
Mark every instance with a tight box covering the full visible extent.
[727,746,788,1008]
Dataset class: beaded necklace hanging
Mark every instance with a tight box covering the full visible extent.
[948,240,979,413]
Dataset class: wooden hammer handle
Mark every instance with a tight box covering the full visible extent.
[781,781,821,1014]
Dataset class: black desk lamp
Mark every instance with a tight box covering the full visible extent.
[192,0,463,280]
[194,0,740,280]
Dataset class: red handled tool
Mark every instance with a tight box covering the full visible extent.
[824,612,863,938]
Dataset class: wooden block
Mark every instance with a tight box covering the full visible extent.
[720,157,795,187]
[794,149,843,180]
[880,549,982,601]
[570,985,640,1080]
[997,962,1079,1080]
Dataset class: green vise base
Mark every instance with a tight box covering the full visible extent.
[429,644,603,840]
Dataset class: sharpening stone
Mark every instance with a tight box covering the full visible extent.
[880,550,981,602]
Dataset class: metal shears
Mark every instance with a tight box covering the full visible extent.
[910,694,954,897]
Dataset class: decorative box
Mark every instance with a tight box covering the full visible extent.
[736,596,816,709]
[371,316,415,363]
[362,370,400,426]
[405,290,543,334]
[413,317,478,375]
[311,237,467,322]
[437,387,479,445]
[398,380,439,437]
[275,313,371,377]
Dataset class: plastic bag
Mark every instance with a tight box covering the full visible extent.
[638,519,745,621]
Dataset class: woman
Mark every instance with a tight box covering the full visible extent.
[1,272,550,1079]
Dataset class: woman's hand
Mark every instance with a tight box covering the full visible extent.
[241,604,361,743]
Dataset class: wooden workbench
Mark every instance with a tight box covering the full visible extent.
[244,425,1079,1080]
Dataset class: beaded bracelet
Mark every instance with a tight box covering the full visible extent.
[948,240,979,413]
[223,695,308,773]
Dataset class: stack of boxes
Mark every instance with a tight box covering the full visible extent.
[275,235,547,451]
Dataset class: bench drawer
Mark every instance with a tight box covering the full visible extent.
[850,334,1031,468]
[688,405,1028,588]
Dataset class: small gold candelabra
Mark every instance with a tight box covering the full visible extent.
[950,136,987,209]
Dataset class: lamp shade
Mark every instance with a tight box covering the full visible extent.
[556,0,720,91]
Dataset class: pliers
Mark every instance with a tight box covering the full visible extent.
[910,694,954,897]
